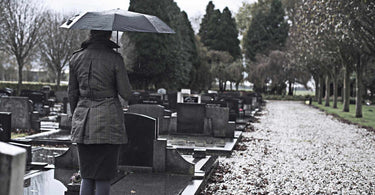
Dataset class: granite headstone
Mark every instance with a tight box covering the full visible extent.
[0,96,32,129]
[119,113,157,167]
[0,112,11,142]
[177,103,206,134]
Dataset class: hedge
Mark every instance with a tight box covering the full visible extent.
[0,81,68,92]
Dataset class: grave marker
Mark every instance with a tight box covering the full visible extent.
[0,96,32,129]
[0,112,11,142]
[119,113,157,167]
[177,103,206,134]
[0,142,26,195]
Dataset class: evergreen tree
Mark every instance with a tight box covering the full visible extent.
[218,7,241,59]
[124,0,198,90]
[198,1,221,51]
[199,2,241,59]
[243,0,288,61]
[126,0,171,89]
[198,1,215,48]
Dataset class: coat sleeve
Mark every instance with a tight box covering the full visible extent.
[68,61,79,114]
[115,55,132,100]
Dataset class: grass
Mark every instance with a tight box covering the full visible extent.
[311,101,375,130]
[11,132,29,139]
[294,90,315,96]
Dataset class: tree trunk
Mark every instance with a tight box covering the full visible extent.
[325,74,330,107]
[56,69,62,91]
[313,75,319,101]
[343,64,350,112]
[230,82,233,91]
[235,82,239,91]
[288,80,293,96]
[17,59,24,95]
[355,55,364,118]
[332,70,338,109]
[318,74,323,104]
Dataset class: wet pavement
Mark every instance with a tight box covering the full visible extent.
[202,101,375,194]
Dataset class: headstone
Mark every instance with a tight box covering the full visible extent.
[0,89,11,97]
[180,89,191,94]
[55,90,68,103]
[63,97,68,114]
[139,93,162,105]
[177,103,206,134]
[20,90,45,112]
[8,142,32,166]
[157,88,166,94]
[119,113,157,167]
[0,96,32,129]
[167,92,177,110]
[128,104,165,134]
[206,106,229,137]
[31,111,40,132]
[40,85,52,100]
[182,95,200,103]
[59,113,71,131]
[0,112,11,142]
[128,91,141,105]
[54,144,79,186]
[0,142,26,195]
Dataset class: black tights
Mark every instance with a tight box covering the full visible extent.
[80,178,111,195]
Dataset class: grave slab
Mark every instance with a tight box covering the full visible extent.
[110,173,191,195]
[159,131,242,156]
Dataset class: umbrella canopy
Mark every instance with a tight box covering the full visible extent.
[60,9,175,34]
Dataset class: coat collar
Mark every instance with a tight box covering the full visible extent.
[81,37,120,50]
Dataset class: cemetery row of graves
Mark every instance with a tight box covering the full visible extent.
[0,86,263,194]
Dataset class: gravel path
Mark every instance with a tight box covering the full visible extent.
[202,101,375,194]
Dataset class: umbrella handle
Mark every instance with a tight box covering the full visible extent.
[116,31,119,52]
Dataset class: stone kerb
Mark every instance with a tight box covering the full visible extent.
[0,142,26,195]
[0,96,32,129]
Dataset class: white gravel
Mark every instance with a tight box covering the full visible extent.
[203,100,375,194]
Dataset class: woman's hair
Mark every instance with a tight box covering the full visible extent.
[89,30,112,39]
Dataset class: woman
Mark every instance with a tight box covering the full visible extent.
[68,30,132,195]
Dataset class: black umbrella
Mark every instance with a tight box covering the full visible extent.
[60,8,175,34]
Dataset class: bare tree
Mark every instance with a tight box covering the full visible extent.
[39,12,85,89]
[0,0,44,94]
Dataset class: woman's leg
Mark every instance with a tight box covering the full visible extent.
[80,178,95,195]
[95,180,111,195]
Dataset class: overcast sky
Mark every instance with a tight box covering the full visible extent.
[45,0,257,21]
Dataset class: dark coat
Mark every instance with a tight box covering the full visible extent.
[68,38,132,144]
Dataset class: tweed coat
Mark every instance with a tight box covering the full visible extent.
[68,38,132,144]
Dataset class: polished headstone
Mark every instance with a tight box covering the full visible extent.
[177,103,206,134]
[0,112,11,142]
[119,113,157,167]
[128,104,165,134]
